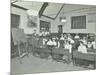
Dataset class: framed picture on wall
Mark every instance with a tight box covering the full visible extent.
[40,20,50,32]
[27,15,37,27]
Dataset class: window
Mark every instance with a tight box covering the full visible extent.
[11,14,20,28]
[71,15,86,29]
[40,20,50,32]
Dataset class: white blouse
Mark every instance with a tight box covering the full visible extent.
[47,40,57,46]
[92,41,96,49]
[74,35,80,39]
[78,45,87,53]
[47,40,53,45]
[60,37,65,40]
[64,44,72,53]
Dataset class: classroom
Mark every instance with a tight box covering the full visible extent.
[11,0,96,74]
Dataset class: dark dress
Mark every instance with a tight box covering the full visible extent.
[31,34,39,55]
[60,40,64,48]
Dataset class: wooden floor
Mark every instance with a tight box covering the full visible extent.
[11,53,89,74]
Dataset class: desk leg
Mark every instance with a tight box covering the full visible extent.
[18,44,22,64]
[72,58,76,65]
[25,43,29,57]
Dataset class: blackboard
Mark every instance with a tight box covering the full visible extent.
[11,14,20,28]
[11,28,26,45]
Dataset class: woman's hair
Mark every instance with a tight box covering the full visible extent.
[87,41,91,43]
[79,41,84,45]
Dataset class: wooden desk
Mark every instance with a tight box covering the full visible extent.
[52,48,71,62]
[73,51,96,61]
[72,51,96,69]
[52,48,69,55]
[35,47,51,53]
[87,48,96,53]
[33,47,51,58]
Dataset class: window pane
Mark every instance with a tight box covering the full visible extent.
[71,15,86,29]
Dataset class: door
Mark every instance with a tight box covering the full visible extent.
[58,25,63,33]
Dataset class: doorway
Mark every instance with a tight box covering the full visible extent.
[58,25,63,33]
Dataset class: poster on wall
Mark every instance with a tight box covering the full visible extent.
[27,15,37,27]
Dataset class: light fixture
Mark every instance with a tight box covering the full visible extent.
[60,4,67,23]
[27,10,38,16]
[27,2,38,16]
[60,17,67,22]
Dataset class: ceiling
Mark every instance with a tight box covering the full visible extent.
[11,1,96,18]
[12,1,43,12]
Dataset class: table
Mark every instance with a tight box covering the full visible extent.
[52,48,69,55]
[33,47,51,58]
[52,48,71,63]
[72,51,96,69]
[87,48,96,53]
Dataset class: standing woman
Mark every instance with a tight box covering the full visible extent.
[60,34,65,48]
[31,29,39,56]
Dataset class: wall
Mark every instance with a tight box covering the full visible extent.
[11,6,96,34]
[11,6,39,34]
[41,7,96,34]
[63,7,96,33]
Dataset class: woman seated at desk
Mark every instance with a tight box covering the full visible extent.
[64,40,72,53]
[47,39,53,47]
[47,38,57,47]
[78,41,87,53]
[86,41,96,53]
[92,40,96,49]
[52,38,57,47]
[74,34,80,40]
[87,41,92,49]
[80,36,87,45]
[42,38,48,47]
[63,40,72,63]
[47,38,57,56]
[53,36,60,48]
[67,36,75,45]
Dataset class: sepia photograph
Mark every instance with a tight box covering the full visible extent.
[11,0,96,74]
